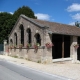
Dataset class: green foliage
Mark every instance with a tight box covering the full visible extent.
[0,12,13,43]
[13,6,37,21]
[0,6,36,43]
[75,21,80,27]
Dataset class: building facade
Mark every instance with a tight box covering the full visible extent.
[8,14,80,63]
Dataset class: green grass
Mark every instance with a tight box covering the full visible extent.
[37,60,41,63]
[12,56,18,58]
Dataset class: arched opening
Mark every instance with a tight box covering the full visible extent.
[10,39,13,45]
[27,28,31,44]
[35,33,41,46]
[14,33,17,45]
[19,25,24,46]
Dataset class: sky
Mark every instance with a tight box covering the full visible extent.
[0,0,80,25]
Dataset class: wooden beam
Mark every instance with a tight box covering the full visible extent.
[62,35,64,58]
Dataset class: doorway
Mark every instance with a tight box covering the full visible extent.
[77,37,80,61]
[64,35,70,58]
[52,34,70,59]
[52,34,62,59]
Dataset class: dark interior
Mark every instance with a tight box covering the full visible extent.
[20,25,24,46]
[35,33,41,45]
[14,33,17,45]
[64,35,70,58]
[77,37,80,61]
[27,28,31,44]
[52,34,70,59]
[52,34,62,59]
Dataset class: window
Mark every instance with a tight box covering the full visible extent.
[19,24,24,46]
[10,39,13,45]
[14,33,17,45]
[35,33,41,45]
[27,28,31,44]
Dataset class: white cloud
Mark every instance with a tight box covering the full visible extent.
[0,11,13,14]
[72,13,80,20]
[68,22,75,25]
[35,13,51,21]
[67,3,80,12]
[9,12,13,15]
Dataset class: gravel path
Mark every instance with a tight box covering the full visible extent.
[0,55,80,80]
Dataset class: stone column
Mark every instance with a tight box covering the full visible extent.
[72,36,78,63]
[41,29,52,64]
[4,40,7,55]
[33,33,36,45]
[24,29,27,47]
[17,29,21,47]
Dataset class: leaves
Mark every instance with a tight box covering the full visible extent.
[13,6,37,21]
[0,6,36,44]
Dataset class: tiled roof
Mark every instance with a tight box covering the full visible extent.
[9,14,80,37]
[31,19,80,36]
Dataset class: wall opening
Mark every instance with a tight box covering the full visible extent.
[10,39,13,46]
[35,33,41,45]
[19,24,24,46]
[52,34,62,59]
[52,34,70,59]
[14,33,17,45]
[27,28,31,44]
[77,37,80,61]
[64,35,70,58]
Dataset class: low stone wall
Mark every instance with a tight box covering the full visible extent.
[8,47,53,63]
[8,48,43,62]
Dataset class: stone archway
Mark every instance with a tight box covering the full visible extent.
[27,28,31,44]
[14,33,17,45]
[35,33,41,46]
[10,39,13,46]
[19,24,24,46]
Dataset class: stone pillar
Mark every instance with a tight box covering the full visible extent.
[42,29,45,57]
[4,40,7,55]
[18,29,21,47]
[71,36,78,63]
[41,30,52,64]
[33,33,36,45]
[24,29,27,47]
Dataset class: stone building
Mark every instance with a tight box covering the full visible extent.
[8,14,80,63]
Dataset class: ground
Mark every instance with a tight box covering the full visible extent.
[0,55,80,80]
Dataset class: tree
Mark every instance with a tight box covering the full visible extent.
[0,12,14,43]
[75,21,80,27]
[0,6,37,43]
[13,6,37,21]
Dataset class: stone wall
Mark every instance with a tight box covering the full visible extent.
[8,17,53,63]
[8,48,44,62]
[9,17,44,47]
